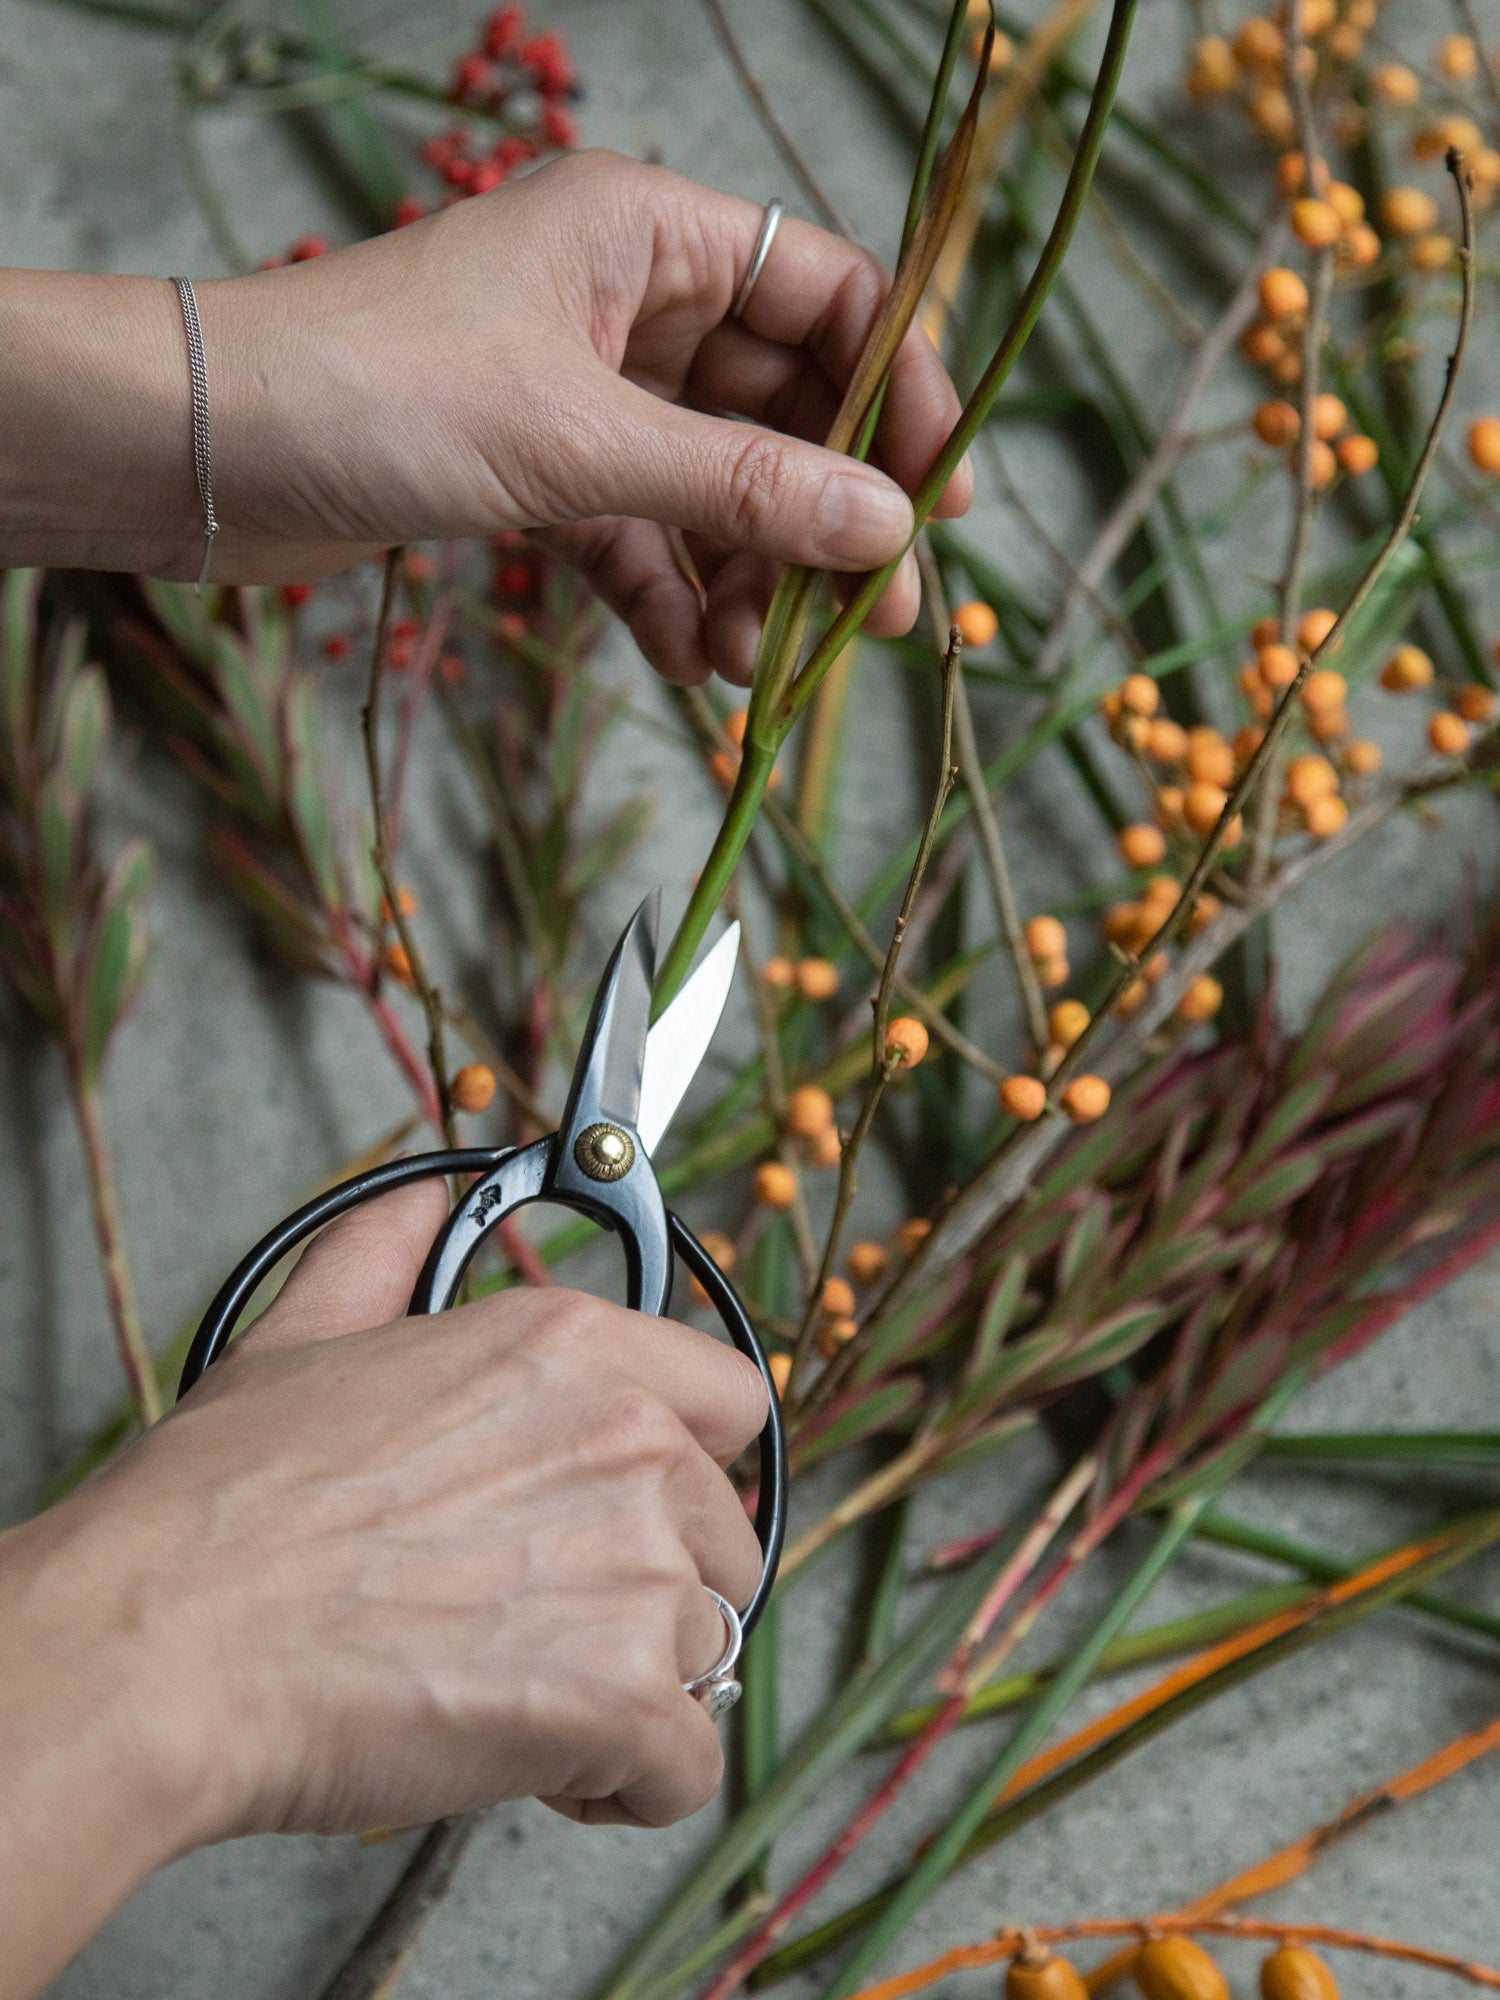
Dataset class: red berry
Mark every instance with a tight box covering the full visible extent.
[288,235,328,262]
[387,636,413,672]
[450,53,494,100]
[404,552,434,582]
[280,582,312,609]
[392,193,426,227]
[541,104,577,148]
[441,155,475,189]
[498,612,527,641]
[257,254,285,271]
[469,159,505,194]
[391,616,420,642]
[496,560,532,597]
[439,652,467,684]
[483,4,526,59]
[320,632,351,661]
[493,134,533,170]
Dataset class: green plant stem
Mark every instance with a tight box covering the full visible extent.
[653,0,1140,1008]
[1262,1431,1500,1462]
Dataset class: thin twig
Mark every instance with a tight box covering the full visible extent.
[786,633,960,1396]
[314,1816,483,2000]
[917,539,1050,1055]
[67,1064,161,1426]
[361,552,456,1149]
[699,0,849,234]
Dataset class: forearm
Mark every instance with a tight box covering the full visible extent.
[0,268,207,578]
[0,1497,211,1998]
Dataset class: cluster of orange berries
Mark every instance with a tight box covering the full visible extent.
[754,1220,932,1396]
[1250,374,1377,489]
[1376,640,1494,757]
[1007,1934,1341,2000]
[998,936,1115,1124]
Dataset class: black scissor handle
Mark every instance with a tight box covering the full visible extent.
[178,1149,786,1637]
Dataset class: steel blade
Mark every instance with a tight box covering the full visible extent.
[557,892,660,1141]
[636,922,740,1156]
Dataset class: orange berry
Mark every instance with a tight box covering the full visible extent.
[1413,115,1482,161]
[895,1216,931,1256]
[1105,901,1152,950]
[1336,433,1378,476]
[998,1073,1047,1122]
[1305,439,1337,488]
[1291,198,1341,248]
[807,1124,843,1168]
[723,708,749,745]
[1142,873,1180,910]
[1305,793,1349,837]
[1306,705,1348,745]
[1336,222,1381,271]
[754,1161,797,1209]
[1259,1945,1340,2000]
[1252,399,1301,447]
[1187,891,1221,936]
[698,1229,736,1273]
[1183,781,1228,834]
[1326,181,1363,225]
[821,1275,856,1318]
[1301,667,1346,711]
[1241,321,1287,367]
[1269,350,1303,388]
[1120,673,1159,716]
[1135,1937,1229,2000]
[383,941,414,986]
[1310,393,1347,440]
[1233,725,1266,763]
[1285,753,1338,805]
[1142,950,1170,984]
[1457,683,1496,723]
[1296,606,1339,655]
[1429,710,1471,755]
[1234,16,1283,71]
[1471,148,1500,190]
[1118,823,1167,869]
[1257,642,1299,688]
[1116,978,1149,1017]
[1186,34,1238,97]
[709,749,739,790]
[1250,616,1281,650]
[1006,1948,1091,2000]
[818,1314,859,1359]
[1275,150,1311,200]
[1381,643,1434,691]
[1186,734,1234,787]
[1370,61,1420,105]
[1469,417,1500,475]
[1061,1075,1111,1122]
[1409,233,1455,274]
[449,1062,497,1113]
[1258,266,1308,321]
[1146,717,1189,763]
[380,883,418,922]
[1344,738,1381,775]
[762,954,796,988]
[795,957,839,1001]
[1024,914,1067,961]
[786,1084,834,1138]
[1438,34,1479,81]
[1380,187,1439,237]
[952,599,999,647]
[768,1352,792,1397]
[1048,999,1090,1048]
[847,1240,889,1286]
[1177,974,1224,1023]
[1036,953,1070,990]
[884,1017,929,1069]
[1154,785,1187,831]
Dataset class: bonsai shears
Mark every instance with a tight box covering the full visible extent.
[178,893,786,1710]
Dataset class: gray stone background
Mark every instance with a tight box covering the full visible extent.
[2,0,1500,1993]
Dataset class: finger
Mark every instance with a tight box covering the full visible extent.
[243,1177,452,1349]
[703,538,921,680]
[668,1449,766,1615]
[551,365,915,575]
[533,516,713,685]
[540,1695,725,1828]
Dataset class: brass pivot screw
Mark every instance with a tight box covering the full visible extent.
[574,1122,635,1182]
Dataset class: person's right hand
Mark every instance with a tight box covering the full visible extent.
[6,1181,768,1856]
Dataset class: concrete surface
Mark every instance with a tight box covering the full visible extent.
[2,0,1499,1994]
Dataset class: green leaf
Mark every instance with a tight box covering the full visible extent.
[967,1252,1026,1380]
[283,678,344,910]
[0,568,39,791]
[1226,1071,1337,1187]
[57,662,111,801]
[80,838,152,1083]
[36,777,75,917]
[1056,1190,1111,1297]
[1218,1147,1325,1225]
[796,1378,925,1468]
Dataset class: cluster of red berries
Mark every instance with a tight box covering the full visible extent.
[417,7,578,204]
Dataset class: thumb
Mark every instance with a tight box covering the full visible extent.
[557,370,915,572]
[244,1177,452,1350]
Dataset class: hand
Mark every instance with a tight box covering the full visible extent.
[1,152,971,684]
[0,1186,768,1994]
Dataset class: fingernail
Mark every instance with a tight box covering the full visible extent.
[815,474,914,565]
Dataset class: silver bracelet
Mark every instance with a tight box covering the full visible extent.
[170,277,219,592]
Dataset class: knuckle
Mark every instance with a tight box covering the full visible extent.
[597,1388,687,1473]
[721,429,795,541]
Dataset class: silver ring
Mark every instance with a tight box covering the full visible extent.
[732,199,785,320]
[683,1588,744,1719]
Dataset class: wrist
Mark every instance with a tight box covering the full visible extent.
[0,1485,228,1993]
[0,268,206,578]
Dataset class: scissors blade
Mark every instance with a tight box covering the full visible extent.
[558,891,660,1139]
[636,922,740,1157]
